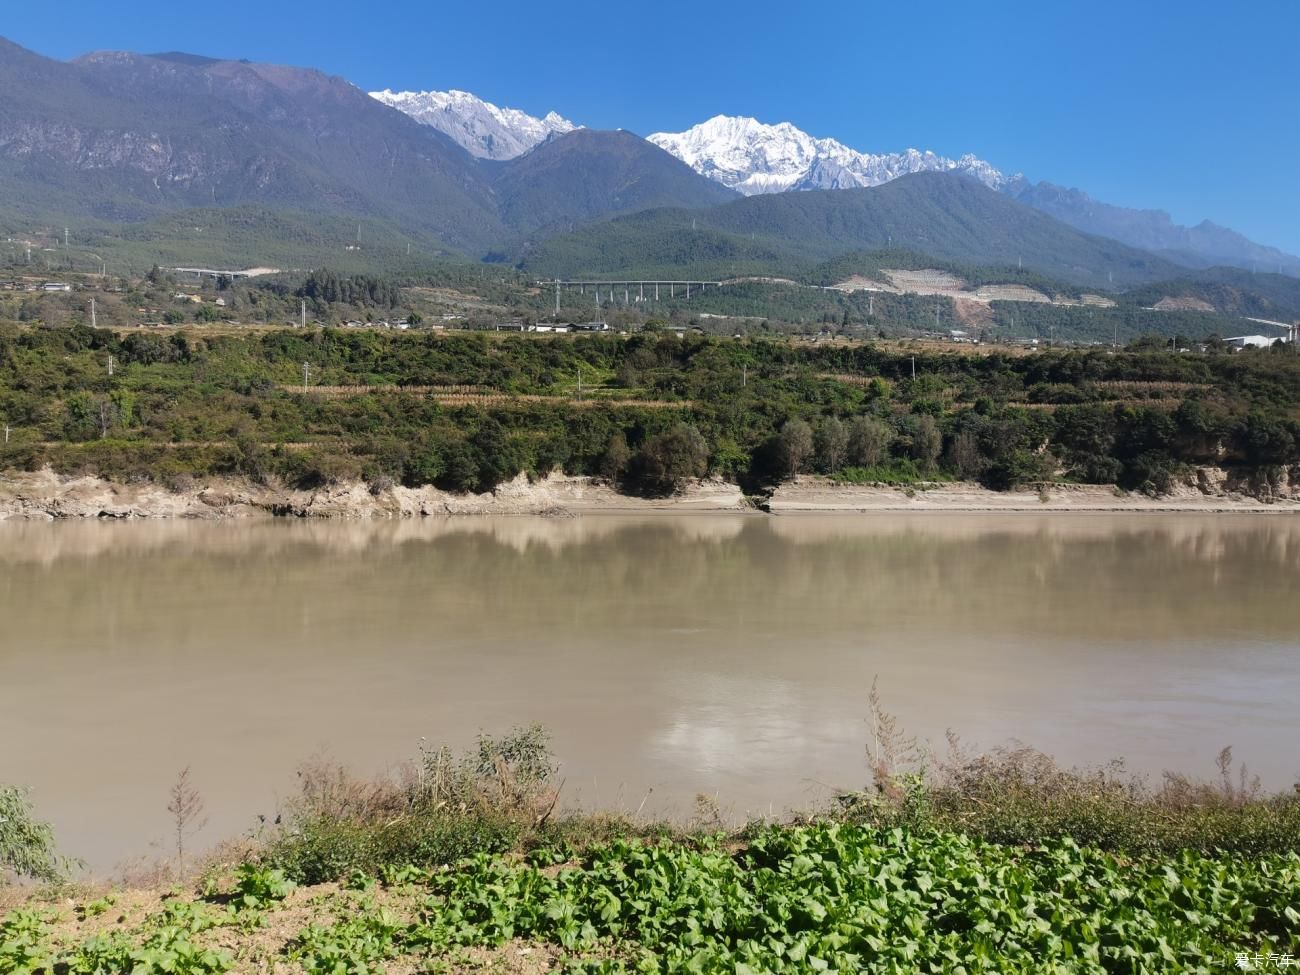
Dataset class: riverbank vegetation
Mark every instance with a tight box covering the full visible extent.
[1,324,1297,499]
[5,723,1300,972]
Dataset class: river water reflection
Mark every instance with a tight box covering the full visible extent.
[2,513,1298,871]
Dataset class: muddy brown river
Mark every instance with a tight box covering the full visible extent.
[2,513,1298,873]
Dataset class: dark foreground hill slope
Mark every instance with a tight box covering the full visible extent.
[489,129,738,247]
[524,172,1188,288]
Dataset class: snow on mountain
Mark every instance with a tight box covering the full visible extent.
[371,88,576,161]
[647,115,1007,196]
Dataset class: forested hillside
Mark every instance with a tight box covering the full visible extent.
[523,173,1185,288]
[1,325,1296,498]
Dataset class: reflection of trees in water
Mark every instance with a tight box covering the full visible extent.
[1,516,1297,648]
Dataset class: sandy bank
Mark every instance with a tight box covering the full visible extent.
[0,467,1295,520]
[768,471,1300,513]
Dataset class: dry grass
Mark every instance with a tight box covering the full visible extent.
[838,684,1300,856]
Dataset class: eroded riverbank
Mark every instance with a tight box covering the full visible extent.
[1,466,1297,520]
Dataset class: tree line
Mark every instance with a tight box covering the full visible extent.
[0,324,1296,497]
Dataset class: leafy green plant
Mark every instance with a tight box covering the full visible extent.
[291,906,405,975]
[404,825,1300,973]
[77,896,116,921]
[0,909,54,975]
[228,863,294,910]
[64,901,231,975]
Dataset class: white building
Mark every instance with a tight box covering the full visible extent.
[1225,334,1284,350]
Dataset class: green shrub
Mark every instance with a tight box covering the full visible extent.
[832,459,935,485]
[0,787,62,882]
[262,726,556,884]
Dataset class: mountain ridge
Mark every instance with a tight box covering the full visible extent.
[369,88,576,161]
[487,129,738,249]
[642,114,1299,278]
[0,38,729,261]
[522,171,1186,288]
[373,89,1297,277]
[0,35,1293,293]
[1007,180,1300,277]
[647,114,1008,195]
[0,40,508,252]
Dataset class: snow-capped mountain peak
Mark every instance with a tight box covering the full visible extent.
[370,88,577,161]
[647,115,1007,196]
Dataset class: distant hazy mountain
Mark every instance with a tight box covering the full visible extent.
[1007,180,1300,277]
[370,88,576,161]
[648,114,1299,278]
[525,171,1182,288]
[647,115,1008,196]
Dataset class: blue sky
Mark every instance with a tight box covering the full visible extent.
[6,0,1300,254]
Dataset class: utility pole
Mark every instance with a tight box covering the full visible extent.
[4,424,9,445]
[302,362,311,391]
[107,355,114,377]
[300,299,306,329]
[911,356,916,379]
[868,295,874,318]
[576,366,582,401]
[64,227,69,249]
[742,363,747,388]
[555,278,560,318]
[90,298,96,329]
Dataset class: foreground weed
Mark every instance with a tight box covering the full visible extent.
[290,905,405,975]
[228,863,295,910]
[0,909,54,975]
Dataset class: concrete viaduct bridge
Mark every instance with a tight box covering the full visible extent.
[539,278,728,314]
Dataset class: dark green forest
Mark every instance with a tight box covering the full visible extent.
[1,324,1296,497]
